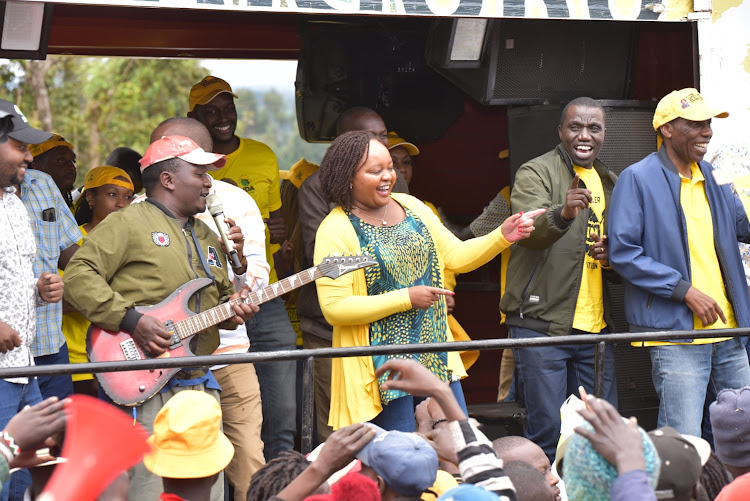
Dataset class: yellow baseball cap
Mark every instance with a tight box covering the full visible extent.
[287,157,320,189]
[83,166,134,193]
[143,391,234,479]
[189,76,239,112]
[653,88,728,131]
[387,131,420,156]
[29,133,75,159]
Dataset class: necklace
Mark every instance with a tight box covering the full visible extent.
[352,202,389,226]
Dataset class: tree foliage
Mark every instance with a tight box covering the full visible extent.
[0,57,327,183]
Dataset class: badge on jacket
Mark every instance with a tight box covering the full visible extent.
[152,232,170,247]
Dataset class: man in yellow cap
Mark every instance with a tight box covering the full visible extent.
[188,76,298,461]
[609,88,750,436]
[28,134,77,207]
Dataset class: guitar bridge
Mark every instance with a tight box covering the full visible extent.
[166,320,182,349]
[120,338,142,361]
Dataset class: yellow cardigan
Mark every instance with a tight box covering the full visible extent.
[314,193,513,429]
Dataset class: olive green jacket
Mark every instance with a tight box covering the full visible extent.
[64,200,234,374]
[499,145,619,336]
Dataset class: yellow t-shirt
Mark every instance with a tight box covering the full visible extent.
[61,225,93,382]
[210,136,282,282]
[571,166,607,333]
[639,163,735,347]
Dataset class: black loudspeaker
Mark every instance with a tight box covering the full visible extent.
[295,19,465,143]
[506,102,659,426]
[427,18,636,105]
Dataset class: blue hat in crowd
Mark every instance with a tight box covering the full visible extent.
[437,484,502,500]
[355,424,438,497]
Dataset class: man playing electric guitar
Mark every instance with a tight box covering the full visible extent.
[63,135,258,501]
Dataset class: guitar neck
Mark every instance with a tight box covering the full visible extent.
[175,265,323,339]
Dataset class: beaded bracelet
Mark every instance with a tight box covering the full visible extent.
[0,431,20,457]
[430,418,448,429]
[0,440,14,464]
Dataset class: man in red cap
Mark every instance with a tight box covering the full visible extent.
[64,135,259,501]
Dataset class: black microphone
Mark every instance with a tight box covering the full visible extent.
[206,194,243,269]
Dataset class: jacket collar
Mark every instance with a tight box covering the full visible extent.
[145,198,194,227]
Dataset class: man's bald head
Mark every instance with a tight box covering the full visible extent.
[151,117,213,151]
[335,107,388,147]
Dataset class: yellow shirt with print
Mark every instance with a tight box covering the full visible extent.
[572,165,607,333]
[638,162,735,347]
[210,137,282,283]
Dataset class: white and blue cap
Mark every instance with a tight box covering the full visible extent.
[355,423,438,497]
[0,99,53,144]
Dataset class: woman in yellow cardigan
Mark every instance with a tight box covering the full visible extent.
[313,131,543,431]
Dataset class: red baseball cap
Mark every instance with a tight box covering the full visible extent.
[140,135,226,172]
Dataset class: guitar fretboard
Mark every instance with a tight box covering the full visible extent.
[174,266,324,339]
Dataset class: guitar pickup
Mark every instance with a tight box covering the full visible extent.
[120,338,142,361]
[166,320,182,349]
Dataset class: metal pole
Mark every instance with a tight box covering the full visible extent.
[301,356,315,454]
[594,341,606,398]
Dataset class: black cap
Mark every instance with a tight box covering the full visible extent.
[0,99,53,145]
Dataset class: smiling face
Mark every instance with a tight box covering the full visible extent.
[191,93,237,146]
[32,145,77,192]
[660,117,713,170]
[86,182,134,227]
[0,138,32,189]
[351,139,396,211]
[170,160,213,217]
[390,145,413,185]
[558,105,606,168]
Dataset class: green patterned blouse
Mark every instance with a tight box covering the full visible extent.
[348,206,449,405]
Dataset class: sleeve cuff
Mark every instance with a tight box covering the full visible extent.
[120,308,144,333]
[552,206,574,229]
[671,279,691,302]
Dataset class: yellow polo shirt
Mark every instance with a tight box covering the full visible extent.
[640,162,735,347]
[210,137,282,282]
[572,165,607,333]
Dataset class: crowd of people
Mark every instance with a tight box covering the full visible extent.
[1,77,750,501]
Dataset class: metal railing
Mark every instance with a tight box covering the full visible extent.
[1,328,747,452]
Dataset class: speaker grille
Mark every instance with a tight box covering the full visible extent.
[490,20,634,102]
[598,107,657,175]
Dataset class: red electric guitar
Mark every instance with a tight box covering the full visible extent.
[87,254,375,406]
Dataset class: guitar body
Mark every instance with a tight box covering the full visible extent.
[87,278,213,406]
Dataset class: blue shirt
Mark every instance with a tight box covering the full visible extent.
[19,170,82,357]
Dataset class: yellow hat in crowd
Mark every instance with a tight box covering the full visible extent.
[653,88,728,131]
[189,76,239,112]
[143,390,234,479]
[29,133,75,159]
[73,166,134,212]
[387,131,420,156]
[287,157,320,189]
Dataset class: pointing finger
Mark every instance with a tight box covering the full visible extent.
[570,173,580,190]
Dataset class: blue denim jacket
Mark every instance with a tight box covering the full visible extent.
[608,147,750,340]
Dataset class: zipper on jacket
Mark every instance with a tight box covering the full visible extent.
[182,226,199,280]
[519,257,544,319]
[647,293,653,309]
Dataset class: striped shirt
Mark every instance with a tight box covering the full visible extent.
[448,419,517,500]
[19,170,81,356]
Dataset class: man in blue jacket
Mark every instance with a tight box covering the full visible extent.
[608,88,750,437]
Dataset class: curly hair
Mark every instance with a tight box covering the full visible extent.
[319,131,371,210]
[246,450,310,501]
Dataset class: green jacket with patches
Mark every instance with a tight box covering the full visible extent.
[499,144,619,336]
[64,200,234,375]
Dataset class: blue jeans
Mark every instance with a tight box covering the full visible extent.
[246,297,298,460]
[650,337,750,436]
[509,326,617,461]
[0,378,43,501]
[34,342,74,400]
[370,380,467,432]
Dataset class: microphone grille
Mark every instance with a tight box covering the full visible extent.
[205,194,223,216]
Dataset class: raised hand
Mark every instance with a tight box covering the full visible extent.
[561,174,592,221]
